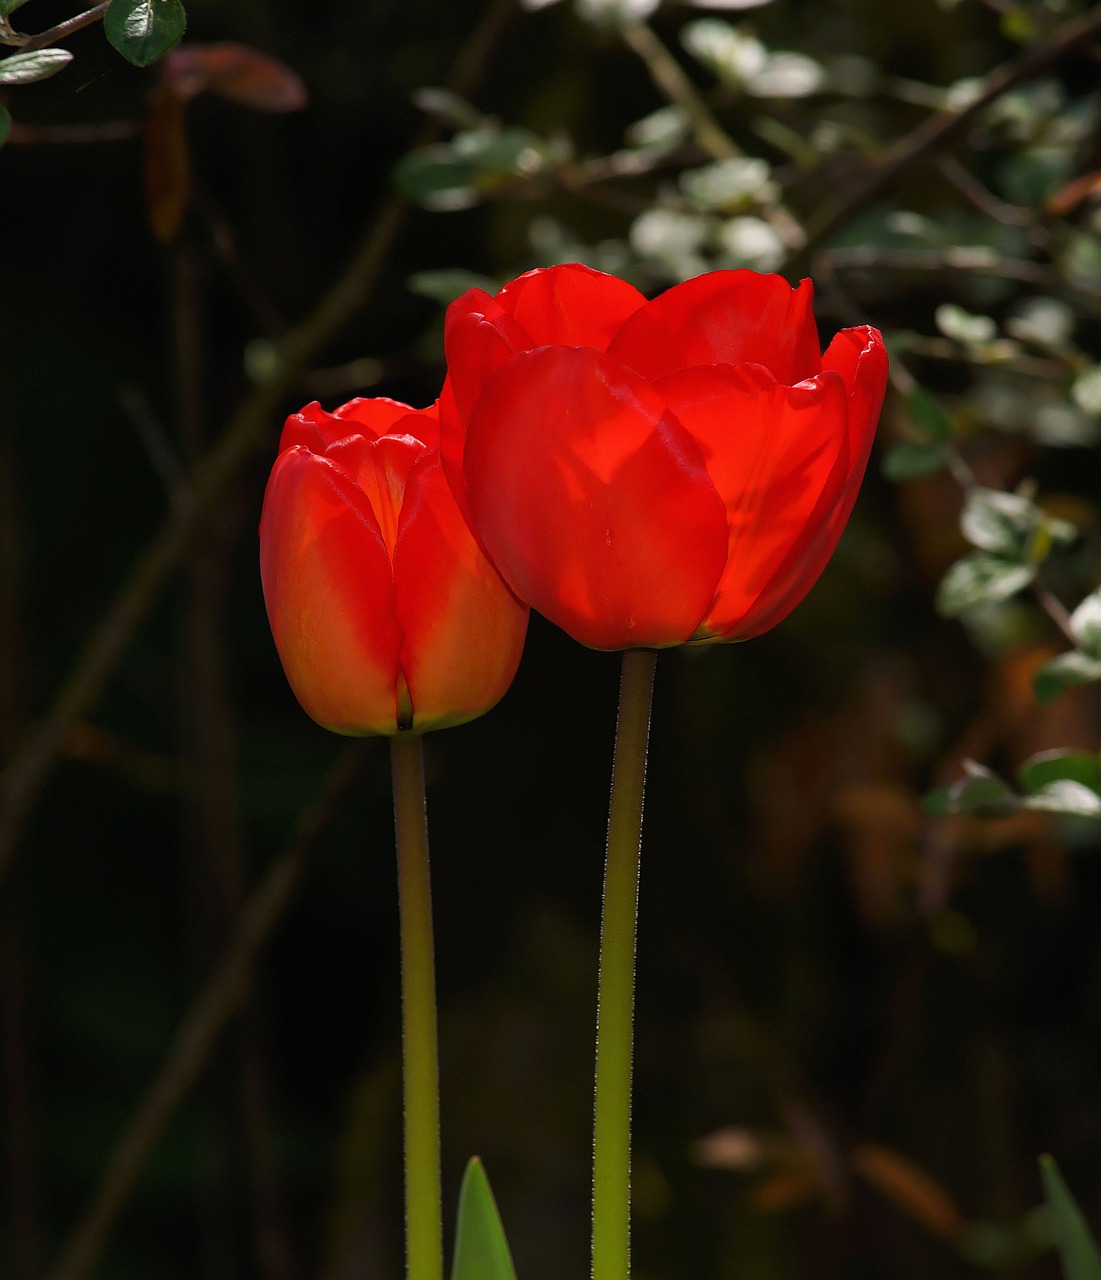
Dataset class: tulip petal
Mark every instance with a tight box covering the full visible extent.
[393,453,528,732]
[736,327,887,637]
[259,447,402,734]
[655,362,851,640]
[444,289,533,424]
[608,271,822,385]
[464,346,728,649]
[495,263,645,349]
[279,397,416,453]
[335,395,436,445]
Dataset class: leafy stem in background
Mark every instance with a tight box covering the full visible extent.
[592,647,656,1280]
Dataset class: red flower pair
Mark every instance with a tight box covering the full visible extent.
[260,265,888,734]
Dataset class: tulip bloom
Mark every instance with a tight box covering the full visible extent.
[441,264,888,651]
[260,397,528,735]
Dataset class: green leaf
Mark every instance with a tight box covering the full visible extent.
[1069,589,1101,656]
[1040,1154,1101,1280]
[104,0,187,68]
[0,0,32,16]
[1022,781,1101,818]
[408,269,498,306]
[882,441,948,481]
[0,47,73,85]
[960,487,1037,556]
[1019,750,1101,796]
[0,103,10,149]
[394,126,550,211]
[393,145,480,210]
[450,1158,518,1280]
[923,762,1018,818]
[905,387,954,444]
[1033,651,1101,704]
[935,553,1034,616]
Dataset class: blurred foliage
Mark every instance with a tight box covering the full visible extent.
[3,0,1101,1279]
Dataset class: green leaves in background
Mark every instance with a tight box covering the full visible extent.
[1035,588,1101,703]
[105,0,186,67]
[0,103,10,148]
[1040,1155,1101,1280]
[936,487,1076,617]
[881,386,954,481]
[450,1158,518,1280]
[395,124,562,211]
[924,752,1101,821]
[0,47,73,84]
[408,269,498,307]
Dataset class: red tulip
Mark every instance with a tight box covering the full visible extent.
[260,397,528,735]
[441,264,888,650]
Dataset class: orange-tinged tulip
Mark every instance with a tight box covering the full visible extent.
[260,397,528,735]
[441,264,888,651]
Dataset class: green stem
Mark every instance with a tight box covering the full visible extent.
[592,647,658,1280]
[390,735,443,1280]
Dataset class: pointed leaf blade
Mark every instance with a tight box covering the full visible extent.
[450,1158,518,1280]
[1040,1155,1101,1280]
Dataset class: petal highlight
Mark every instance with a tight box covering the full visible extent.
[608,271,822,385]
[464,346,728,649]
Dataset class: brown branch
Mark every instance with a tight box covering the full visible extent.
[0,0,517,896]
[17,2,109,52]
[792,1,1101,267]
[44,744,371,1280]
[7,121,140,145]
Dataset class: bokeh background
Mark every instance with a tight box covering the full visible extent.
[3,0,1101,1278]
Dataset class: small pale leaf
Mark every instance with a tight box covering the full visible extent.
[1040,1155,1101,1280]
[1019,750,1101,796]
[0,48,73,85]
[923,764,1018,818]
[451,1158,518,1280]
[960,487,1036,556]
[1069,588,1101,656]
[1033,651,1101,704]
[105,0,187,68]
[935,553,1034,617]
[1021,780,1101,818]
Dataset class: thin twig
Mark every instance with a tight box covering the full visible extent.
[17,2,109,52]
[7,121,140,145]
[45,744,370,1280]
[1032,579,1078,647]
[823,245,1051,285]
[793,1,1101,266]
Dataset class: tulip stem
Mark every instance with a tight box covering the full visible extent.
[390,734,443,1280]
[592,647,658,1280]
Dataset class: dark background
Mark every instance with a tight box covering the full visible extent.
[2,1,1101,1278]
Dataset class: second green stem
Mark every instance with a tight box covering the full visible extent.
[592,647,658,1280]
[391,734,443,1280]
